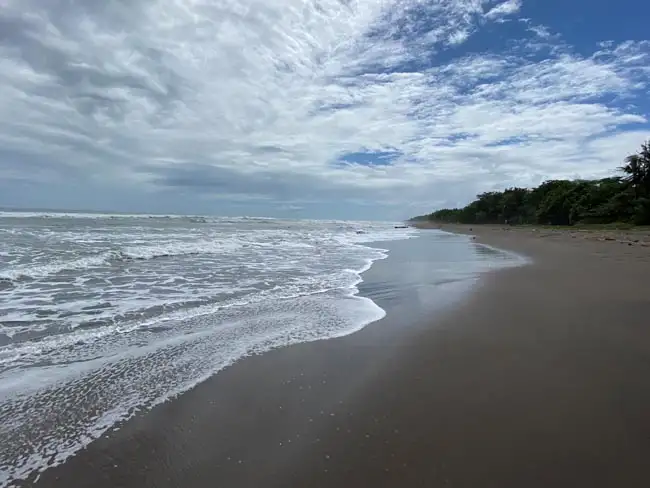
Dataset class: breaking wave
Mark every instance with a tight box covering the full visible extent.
[0,241,244,281]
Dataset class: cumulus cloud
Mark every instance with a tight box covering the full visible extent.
[0,0,648,218]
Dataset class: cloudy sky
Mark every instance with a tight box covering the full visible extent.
[1,0,649,219]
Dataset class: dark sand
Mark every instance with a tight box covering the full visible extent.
[27,227,650,488]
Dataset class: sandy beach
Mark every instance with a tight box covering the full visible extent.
[25,227,650,488]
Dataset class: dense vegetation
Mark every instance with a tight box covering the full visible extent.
[412,141,650,226]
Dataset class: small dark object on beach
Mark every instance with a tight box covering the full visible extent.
[394,225,408,229]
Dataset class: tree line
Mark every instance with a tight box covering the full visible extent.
[411,141,650,226]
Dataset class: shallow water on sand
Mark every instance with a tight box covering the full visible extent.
[360,231,527,316]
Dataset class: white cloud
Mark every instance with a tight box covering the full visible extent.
[484,0,522,20]
[448,29,471,45]
[528,24,553,39]
[0,0,648,218]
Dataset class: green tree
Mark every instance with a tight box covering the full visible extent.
[417,140,650,226]
[620,154,645,198]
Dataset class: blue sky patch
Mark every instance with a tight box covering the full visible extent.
[336,150,402,167]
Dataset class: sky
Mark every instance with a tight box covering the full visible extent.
[0,0,649,220]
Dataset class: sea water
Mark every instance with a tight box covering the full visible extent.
[0,212,524,485]
[0,212,415,484]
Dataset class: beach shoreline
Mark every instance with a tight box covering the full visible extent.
[412,221,650,249]
[23,227,650,488]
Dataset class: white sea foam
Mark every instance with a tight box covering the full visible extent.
[0,254,112,281]
[0,225,410,283]
[0,290,386,486]
[0,241,246,281]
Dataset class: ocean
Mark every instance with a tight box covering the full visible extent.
[0,212,523,485]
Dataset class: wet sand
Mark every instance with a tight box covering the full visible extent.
[28,228,650,488]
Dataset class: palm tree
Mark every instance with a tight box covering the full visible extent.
[619,152,646,198]
[639,141,650,194]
